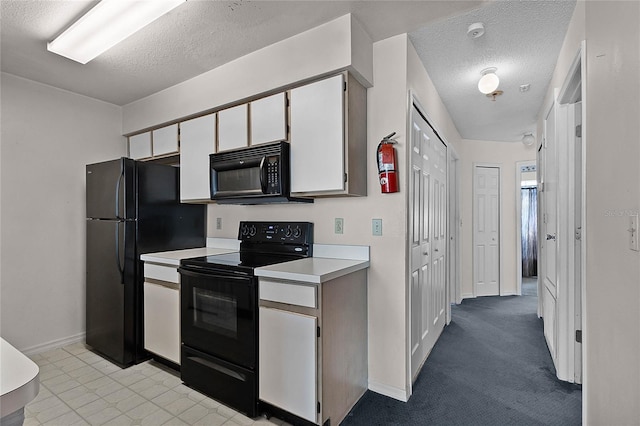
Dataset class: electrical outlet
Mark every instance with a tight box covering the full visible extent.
[216,217,222,230]
[335,218,344,234]
[372,219,382,236]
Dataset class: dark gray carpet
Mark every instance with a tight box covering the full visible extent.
[522,277,538,296]
[341,293,581,426]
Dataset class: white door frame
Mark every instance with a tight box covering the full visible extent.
[556,43,585,386]
[515,160,537,296]
[449,147,461,305]
[472,162,502,297]
[539,43,585,386]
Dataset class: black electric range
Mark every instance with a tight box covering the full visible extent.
[178,221,313,417]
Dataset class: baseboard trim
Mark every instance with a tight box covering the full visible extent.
[500,291,518,296]
[21,332,86,356]
[368,380,408,402]
[461,293,475,299]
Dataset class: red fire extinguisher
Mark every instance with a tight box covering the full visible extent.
[377,132,399,193]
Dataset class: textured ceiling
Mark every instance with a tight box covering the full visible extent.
[409,0,576,141]
[0,0,485,105]
[0,0,576,142]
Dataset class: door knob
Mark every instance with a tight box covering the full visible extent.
[546,234,556,241]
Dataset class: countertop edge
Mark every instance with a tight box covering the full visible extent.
[255,259,370,284]
[1,339,40,418]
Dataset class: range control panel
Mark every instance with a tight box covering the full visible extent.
[238,221,314,245]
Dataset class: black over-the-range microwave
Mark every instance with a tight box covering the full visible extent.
[209,141,313,205]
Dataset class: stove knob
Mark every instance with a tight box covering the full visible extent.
[285,226,293,237]
[249,225,257,236]
[293,226,302,238]
[241,224,249,236]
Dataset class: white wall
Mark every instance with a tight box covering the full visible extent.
[0,73,124,353]
[538,1,640,422]
[583,2,640,423]
[457,139,536,298]
[122,14,372,135]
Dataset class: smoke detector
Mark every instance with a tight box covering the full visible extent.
[467,22,485,39]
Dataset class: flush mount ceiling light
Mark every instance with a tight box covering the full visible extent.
[47,0,186,64]
[522,133,535,146]
[478,67,500,94]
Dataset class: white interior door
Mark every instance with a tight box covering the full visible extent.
[410,104,446,380]
[473,166,500,296]
[542,103,558,362]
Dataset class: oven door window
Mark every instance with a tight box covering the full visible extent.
[193,288,237,338]
[180,269,256,369]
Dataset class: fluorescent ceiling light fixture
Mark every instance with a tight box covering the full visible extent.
[47,0,186,64]
[478,67,500,94]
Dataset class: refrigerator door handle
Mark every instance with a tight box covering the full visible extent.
[115,222,125,284]
[115,161,124,219]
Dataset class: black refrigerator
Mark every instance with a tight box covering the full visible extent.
[85,157,205,367]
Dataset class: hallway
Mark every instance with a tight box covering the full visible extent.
[343,292,581,425]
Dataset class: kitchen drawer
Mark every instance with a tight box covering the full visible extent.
[259,279,316,308]
[144,263,179,283]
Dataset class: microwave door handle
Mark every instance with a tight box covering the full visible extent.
[259,156,267,194]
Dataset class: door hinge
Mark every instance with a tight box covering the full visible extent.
[575,125,582,138]
[344,173,348,183]
[575,330,582,343]
[317,401,321,413]
[343,81,347,92]
[317,326,321,338]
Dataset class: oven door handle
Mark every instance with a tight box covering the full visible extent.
[178,266,252,280]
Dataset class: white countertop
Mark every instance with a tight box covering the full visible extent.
[1,338,39,417]
[141,242,370,282]
[255,257,369,284]
[140,247,236,266]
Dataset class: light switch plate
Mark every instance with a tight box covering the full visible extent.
[372,219,382,236]
[630,214,639,251]
[335,218,344,234]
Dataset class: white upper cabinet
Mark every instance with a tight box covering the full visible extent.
[152,124,179,156]
[180,114,216,202]
[250,93,287,145]
[290,73,366,197]
[218,104,248,152]
[129,132,152,160]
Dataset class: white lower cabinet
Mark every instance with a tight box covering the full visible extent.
[259,307,317,423]
[143,264,181,365]
[258,271,367,425]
